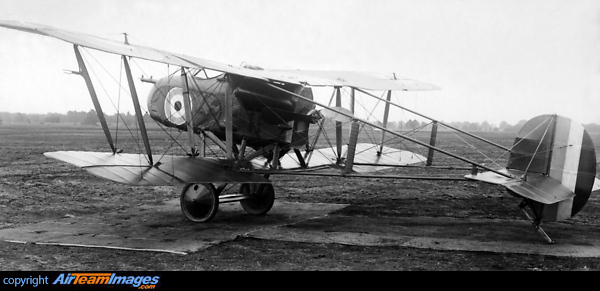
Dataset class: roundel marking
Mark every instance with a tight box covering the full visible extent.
[164,87,191,126]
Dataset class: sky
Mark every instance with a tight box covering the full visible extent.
[0,0,598,125]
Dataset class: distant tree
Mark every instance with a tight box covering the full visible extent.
[448,121,461,130]
[406,119,419,130]
[14,112,29,123]
[467,122,480,131]
[396,120,405,131]
[0,112,9,124]
[124,111,136,126]
[44,114,61,124]
[66,110,87,124]
[81,110,98,126]
[480,121,491,131]
[30,114,43,124]
[499,121,510,131]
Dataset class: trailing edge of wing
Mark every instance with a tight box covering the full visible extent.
[251,143,426,173]
[45,151,270,186]
[0,20,440,91]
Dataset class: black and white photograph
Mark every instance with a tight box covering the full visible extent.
[0,0,599,273]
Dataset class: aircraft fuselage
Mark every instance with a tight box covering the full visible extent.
[147,73,317,150]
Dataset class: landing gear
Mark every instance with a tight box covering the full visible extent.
[180,182,276,222]
[239,183,275,215]
[180,183,219,223]
[519,199,555,244]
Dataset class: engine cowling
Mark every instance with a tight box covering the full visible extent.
[147,75,225,132]
[146,73,316,149]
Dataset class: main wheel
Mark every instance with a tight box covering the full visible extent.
[239,183,275,216]
[180,183,219,222]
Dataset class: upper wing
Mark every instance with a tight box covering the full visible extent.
[268,70,440,91]
[0,20,439,91]
[0,20,256,79]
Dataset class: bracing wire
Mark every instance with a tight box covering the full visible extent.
[80,49,143,153]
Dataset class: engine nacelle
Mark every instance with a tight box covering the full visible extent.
[146,73,316,149]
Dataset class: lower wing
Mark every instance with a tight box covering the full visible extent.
[45,151,270,186]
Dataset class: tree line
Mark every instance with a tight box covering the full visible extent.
[0,110,598,132]
[379,119,526,132]
[368,119,600,133]
[0,110,149,127]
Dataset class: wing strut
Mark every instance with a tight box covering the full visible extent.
[426,122,439,166]
[350,88,355,114]
[378,90,392,155]
[224,75,234,159]
[344,120,360,173]
[265,82,515,180]
[354,88,510,152]
[335,87,343,162]
[305,117,325,165]
[122,55,153,165]
[72,45,116,154]
[181,68,198,156]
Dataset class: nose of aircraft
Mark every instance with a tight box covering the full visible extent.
[147,78,223,131]
[163,87,187,126]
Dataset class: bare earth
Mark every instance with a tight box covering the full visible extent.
[1,124,600,271]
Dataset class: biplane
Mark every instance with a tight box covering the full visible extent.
[1,20,598,243]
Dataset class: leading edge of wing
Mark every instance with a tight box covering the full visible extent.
[0,20,440,91]
[0,20,268,81]
[45,151,270,186]
[269,70,441,91]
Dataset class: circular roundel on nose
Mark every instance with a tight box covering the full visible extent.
[164,87,192,126]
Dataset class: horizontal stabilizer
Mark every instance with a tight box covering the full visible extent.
[251,143,426,173]
[45,151,270,186]
[466,169,575,205]
[505,176,575,205]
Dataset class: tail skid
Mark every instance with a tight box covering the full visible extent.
[519,200,555,244]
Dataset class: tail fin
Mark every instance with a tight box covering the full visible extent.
[467,114,598,221]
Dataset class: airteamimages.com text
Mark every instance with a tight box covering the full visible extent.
[3,273,160,288]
